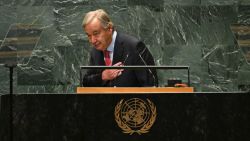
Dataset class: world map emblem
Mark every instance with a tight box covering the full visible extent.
[114,98,157,135]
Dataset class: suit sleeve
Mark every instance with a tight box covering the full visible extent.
[82,55,104,87]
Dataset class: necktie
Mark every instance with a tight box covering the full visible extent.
[104,50,111,66]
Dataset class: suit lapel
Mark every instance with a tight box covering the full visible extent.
[112,32,125,65]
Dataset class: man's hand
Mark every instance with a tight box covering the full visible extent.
[102,62,124,80]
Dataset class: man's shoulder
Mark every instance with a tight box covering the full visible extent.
[117,31,141,45]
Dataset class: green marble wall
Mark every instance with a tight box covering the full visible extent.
[0,0,250,94]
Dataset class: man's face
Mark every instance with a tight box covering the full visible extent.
[84,18,113,51]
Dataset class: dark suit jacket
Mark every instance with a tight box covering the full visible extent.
[82,32,158,87]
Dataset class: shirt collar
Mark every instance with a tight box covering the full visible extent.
[106,30,117,52]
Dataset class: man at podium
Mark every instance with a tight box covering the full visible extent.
[81,9,158,87]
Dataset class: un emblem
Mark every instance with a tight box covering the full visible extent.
[114,98,157,135]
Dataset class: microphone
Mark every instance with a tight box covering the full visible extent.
[138,48,157,87]
[123,54,129,65]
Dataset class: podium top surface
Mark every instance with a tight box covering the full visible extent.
[76,87,194,94]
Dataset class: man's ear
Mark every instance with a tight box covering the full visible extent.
[109,26,112,31]
[107,24,113,31]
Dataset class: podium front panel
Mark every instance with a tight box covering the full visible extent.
[0,92,249,141]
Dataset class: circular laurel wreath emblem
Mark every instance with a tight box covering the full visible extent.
[114,98,157,135]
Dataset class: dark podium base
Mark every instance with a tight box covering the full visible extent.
[1,92,250,141]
